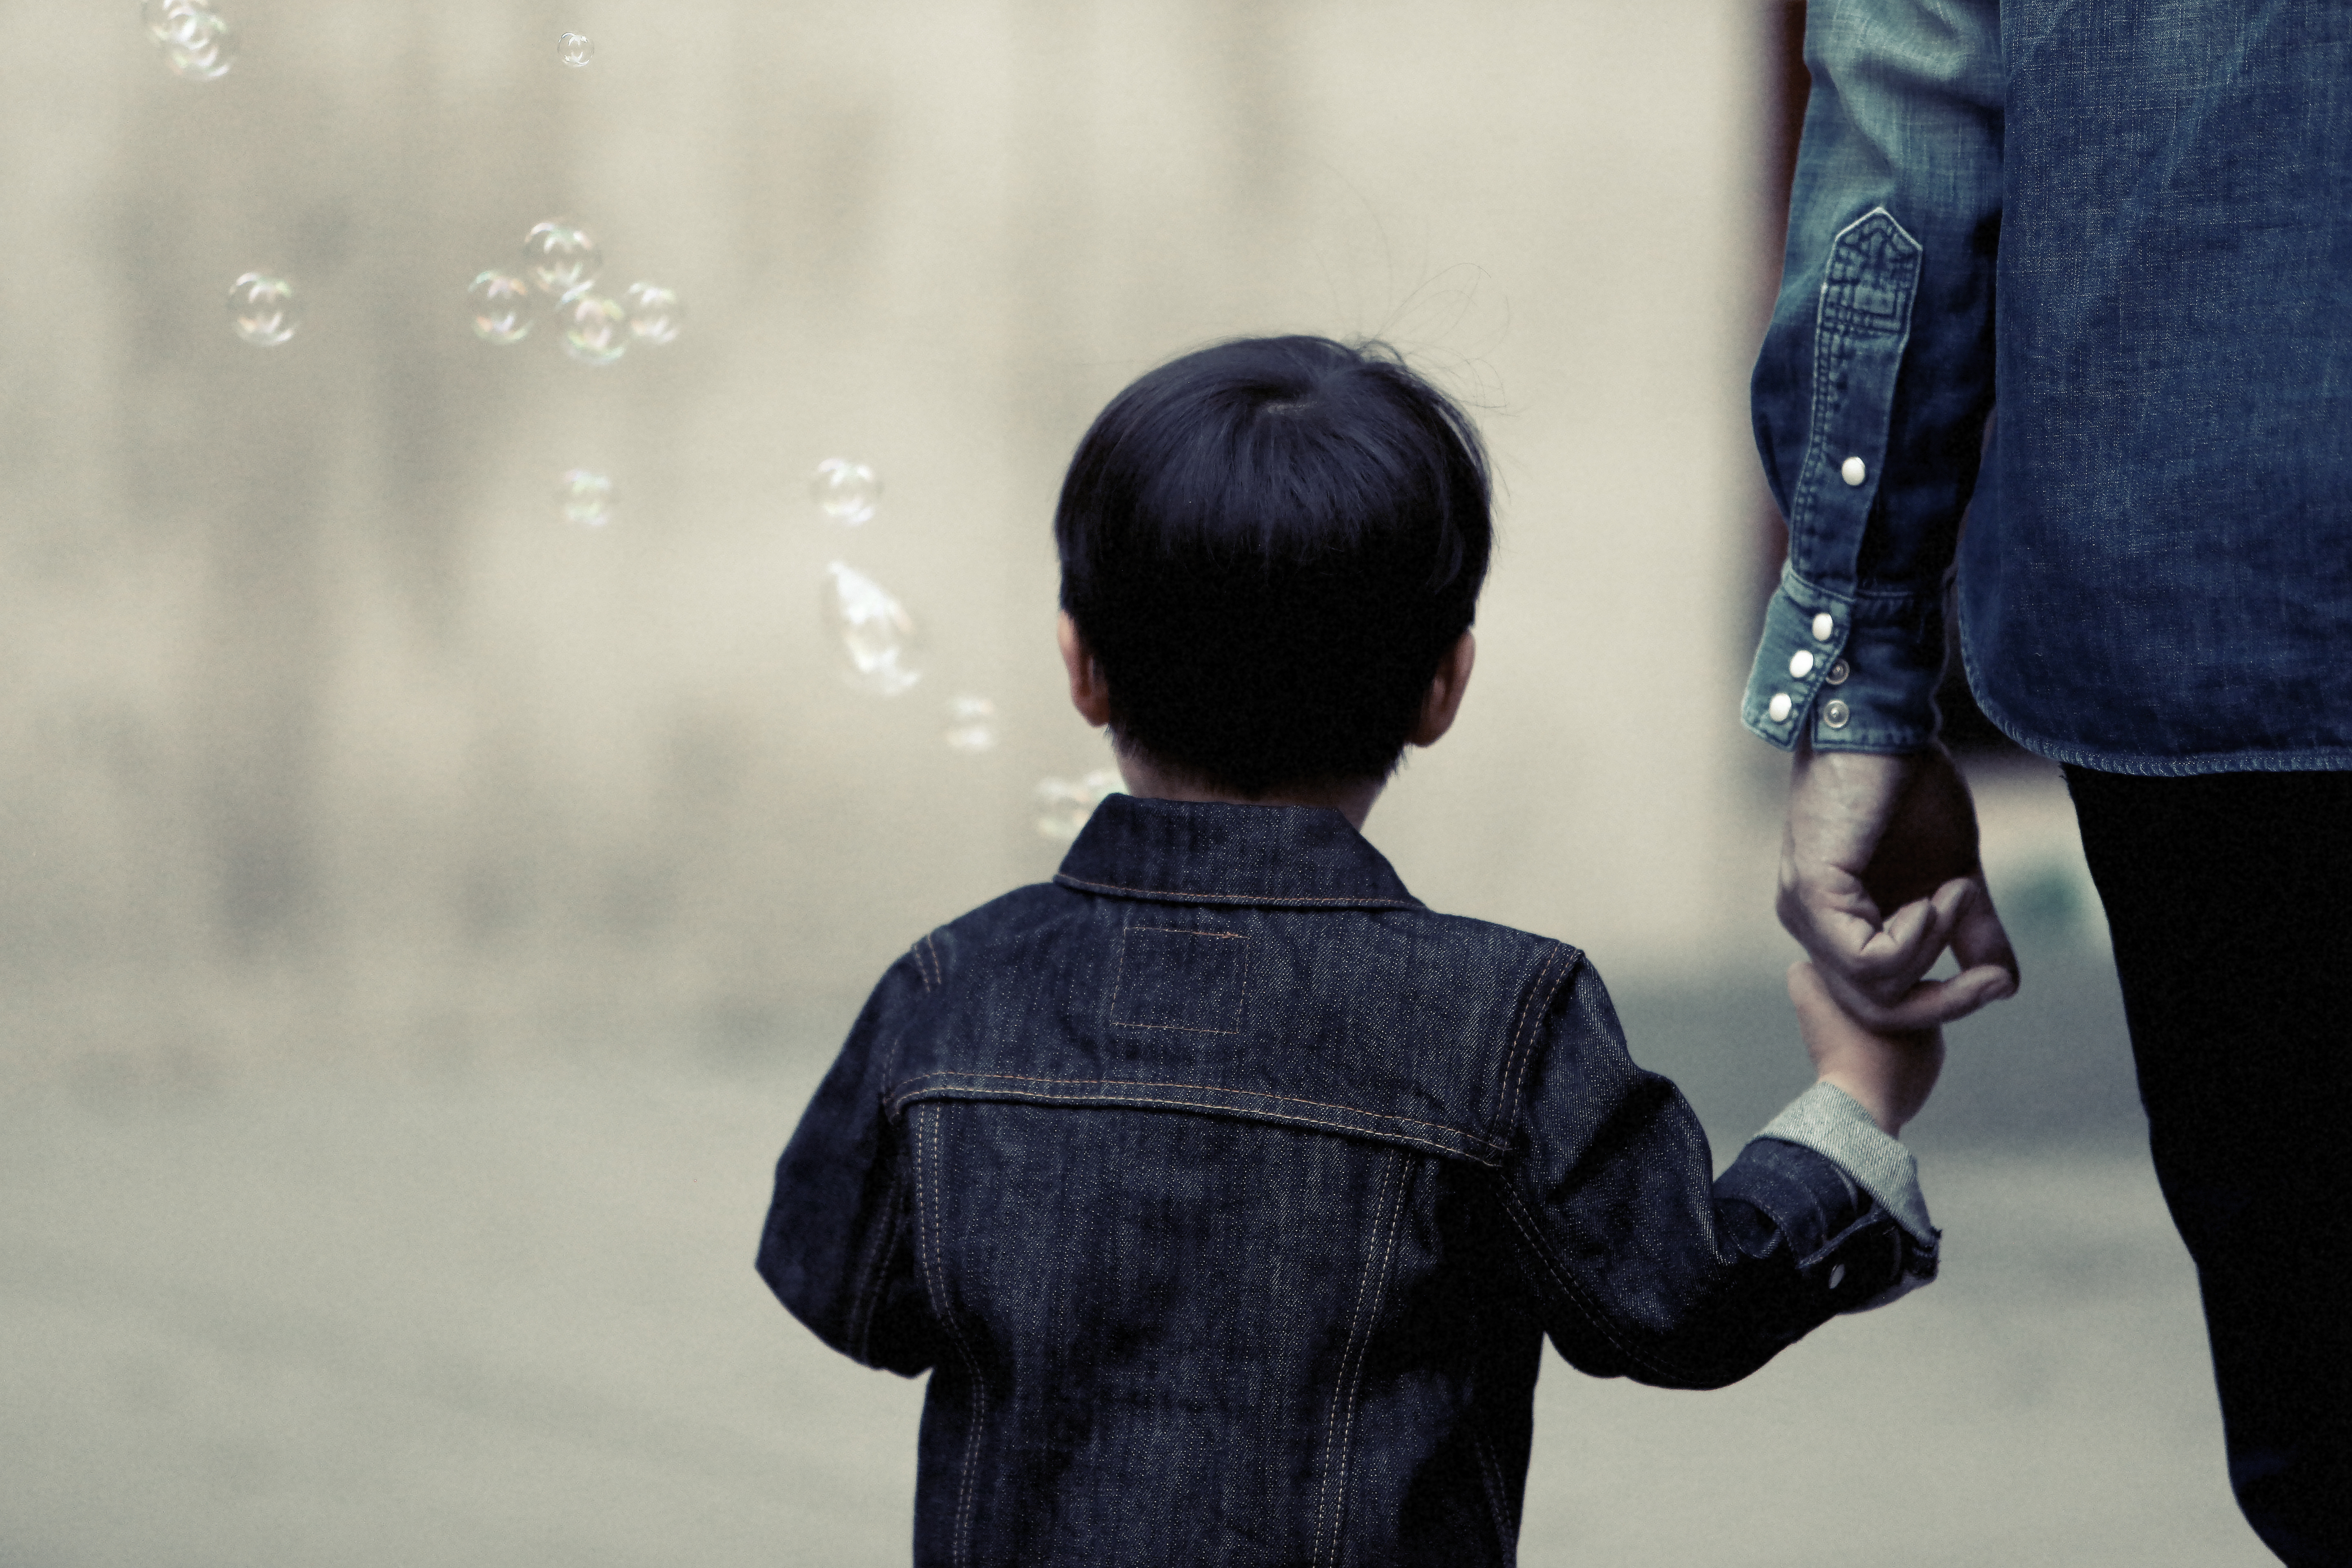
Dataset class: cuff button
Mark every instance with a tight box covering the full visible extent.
[1829,1263,1846,1290]
[1840,455,1866,487]
[1788,649,1815,679]
[1811,612,1835,642]
[1767,692,1793,723]
[1826,658,1850,686]
[1822,698,1851,729]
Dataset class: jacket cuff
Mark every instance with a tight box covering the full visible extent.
[1741,567,1947,753]
[1718,1133,1938,1317]
[1752,1080,1935,1247]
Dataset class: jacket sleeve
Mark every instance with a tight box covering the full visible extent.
[1490,957,1938,1390]
[756,943,940,1376]
[1744,0,2004,755]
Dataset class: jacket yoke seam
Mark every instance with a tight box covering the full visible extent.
[1054,872,1416,908]
[887,1071,1503,1153]
[894,1087,1488,1164]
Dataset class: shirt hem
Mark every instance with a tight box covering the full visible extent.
[1967,686,2352,777]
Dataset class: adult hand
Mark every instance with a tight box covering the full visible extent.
[1778,741,2020,1030]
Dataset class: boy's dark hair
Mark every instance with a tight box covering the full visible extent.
[1054,335,1492,795]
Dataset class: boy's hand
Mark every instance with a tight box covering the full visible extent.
[1788,959,1945,1138]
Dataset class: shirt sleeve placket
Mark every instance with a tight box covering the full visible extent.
[1743,207,1935,753]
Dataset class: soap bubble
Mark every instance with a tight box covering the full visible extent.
[820,562,921,695]
[227,272,299,346]
[559,292,628,366]
[466,271,537,344]
[558,31,592,66]
[166,16,234,78]
[146,0,234,79]
[142,0,207,45]
[1034,770,1122,842]
[811,459,881,526]
[944,696,999,754]
[622,281,684,347]
[521,221,602,302]
[557,469,615,527]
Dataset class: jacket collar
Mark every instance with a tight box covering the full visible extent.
[1054,793,1421,909]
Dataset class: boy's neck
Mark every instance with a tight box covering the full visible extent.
[1112,751,1387,831]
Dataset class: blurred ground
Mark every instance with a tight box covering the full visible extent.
[0,946,2272,1567]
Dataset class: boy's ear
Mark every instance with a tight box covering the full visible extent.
[1058,612,1114,728]
[1408,630,1476,748]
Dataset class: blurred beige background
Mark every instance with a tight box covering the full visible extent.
[1,0,1828,1086]
[8,6,2260,1568]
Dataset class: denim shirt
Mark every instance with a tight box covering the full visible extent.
[1744,0,2352,773]
[760,795,1937,1566]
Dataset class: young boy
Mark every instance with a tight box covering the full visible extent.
[759,336,1951,1566]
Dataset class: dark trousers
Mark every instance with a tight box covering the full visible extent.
[2067,767,2351,1568]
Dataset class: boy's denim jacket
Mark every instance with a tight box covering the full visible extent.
[761,796,1937,1566]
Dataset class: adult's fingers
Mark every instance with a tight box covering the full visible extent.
[1816,962,2013,1032]
[1790,879,1967,1011]
[1949,874,2021,991]
[1859,880,1970,973]
[1800,881,2019,1029]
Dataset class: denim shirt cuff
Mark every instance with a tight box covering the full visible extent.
[1741,567,1946,753]
[1751,1080,1935,1247]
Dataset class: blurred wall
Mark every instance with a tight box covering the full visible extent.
[0,0,1785,1080]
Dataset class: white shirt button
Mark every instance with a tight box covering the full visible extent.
[1826,658,1850,686]
[1766,692,1793,723]
[1823,698,1851,729]
[1840,455,1866,487]
[1789,649,1815,679]
[1811,612,1835,641]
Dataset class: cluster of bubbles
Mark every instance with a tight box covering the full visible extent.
[811,468,1058,796]
[813,461,906,691]
[469,221,684,367]
[807,470,1115,832]
[227,272,299,346]
[177,12,1105,843]
[143,0,234,80]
